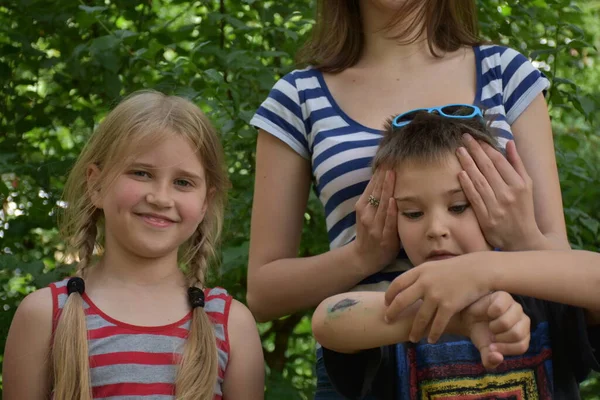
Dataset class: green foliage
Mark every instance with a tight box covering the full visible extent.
[1,0,599,397]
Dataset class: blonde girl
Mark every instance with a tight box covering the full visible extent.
[3,91,264,400]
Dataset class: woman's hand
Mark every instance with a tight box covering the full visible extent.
[456,135,545,251]
[463,291,531,370]
[384,253,495,344]
[350,169,401,276]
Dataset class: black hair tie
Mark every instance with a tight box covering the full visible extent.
[188,287,205,309]
[67,277,85,296]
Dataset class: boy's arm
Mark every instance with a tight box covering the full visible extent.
[313,291,450,400]
[312,291,517,353]
[312,291,442,353]
[385,250,600,344]
[314,290,531,399]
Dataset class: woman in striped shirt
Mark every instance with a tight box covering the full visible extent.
[247,1,570,398]
[4,91,265,400]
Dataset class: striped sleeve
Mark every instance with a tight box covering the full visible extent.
[250,71,310,159]
[500,47,550,125]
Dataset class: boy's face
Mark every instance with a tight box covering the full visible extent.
[393,153,492,267]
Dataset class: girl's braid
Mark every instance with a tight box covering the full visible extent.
[189,228,209,288]
[76,213,97,278]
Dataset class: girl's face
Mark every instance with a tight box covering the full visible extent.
[92,134,210,260]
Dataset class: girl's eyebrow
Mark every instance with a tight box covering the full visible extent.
[129,162,203,180]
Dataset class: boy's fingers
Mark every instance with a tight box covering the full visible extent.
[408,299,437,343]
[490,337,530,356]
[492,317,531,344]
[487,291,513,320]
[384,269,417,306]
[465,291,494,317]
[480,346,504,370]
[489,302,525,334]
[385,283,421,321]
[427,310,453,344]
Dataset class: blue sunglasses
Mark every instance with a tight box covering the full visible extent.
[392,104,483,129]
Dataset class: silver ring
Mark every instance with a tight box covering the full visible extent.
[368,195,380,207]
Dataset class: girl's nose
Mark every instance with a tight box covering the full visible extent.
[146,185,174,208]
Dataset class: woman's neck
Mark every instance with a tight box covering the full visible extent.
[358,1,435,67]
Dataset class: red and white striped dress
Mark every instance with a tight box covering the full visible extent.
[50,278,232,399]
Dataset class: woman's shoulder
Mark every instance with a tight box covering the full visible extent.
[475,44,542,74]
[475,43,549,115]
[475,44,525,59]
[269,66,322,93]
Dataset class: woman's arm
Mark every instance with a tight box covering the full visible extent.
[3,288,53,400]
[489,250,600,322]
[247,131,398,322]
[221,300,264,400]
[510,94,569,249]
[384,250,600,343]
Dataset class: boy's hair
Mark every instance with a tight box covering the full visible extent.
[54,91,229,400]
[372,111,499,171]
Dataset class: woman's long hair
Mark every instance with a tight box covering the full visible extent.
[53,91,229,399]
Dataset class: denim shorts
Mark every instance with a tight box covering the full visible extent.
[314,347,347,400]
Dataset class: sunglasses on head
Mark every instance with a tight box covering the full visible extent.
[391,104,484,129]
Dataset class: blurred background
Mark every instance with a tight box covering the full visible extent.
[1,0,599,398]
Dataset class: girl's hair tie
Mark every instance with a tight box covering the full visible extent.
[67,277,85,296]
[188,287,205,309]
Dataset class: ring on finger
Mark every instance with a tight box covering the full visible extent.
[368,195,380,207]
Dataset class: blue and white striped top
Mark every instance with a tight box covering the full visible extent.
[251,45,550,291]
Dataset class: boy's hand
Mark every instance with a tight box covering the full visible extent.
[463,291,531,370]
[384,253,495,343]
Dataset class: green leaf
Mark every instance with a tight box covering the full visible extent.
[580,216,600,236]
[204,69,224,83]
[78,5,108,14]
[221,242,249,274]
[90,35,120,53]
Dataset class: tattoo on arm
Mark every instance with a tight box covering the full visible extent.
[328,298,359,314]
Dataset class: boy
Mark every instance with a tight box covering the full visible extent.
[312,106,600,399]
